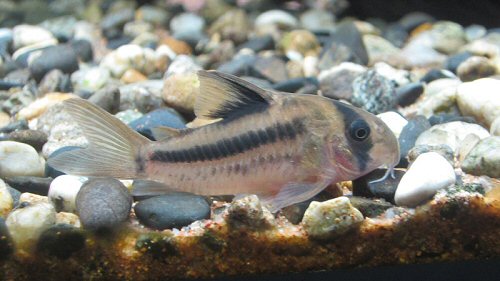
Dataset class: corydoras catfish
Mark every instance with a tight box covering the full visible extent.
[49,70,400,211]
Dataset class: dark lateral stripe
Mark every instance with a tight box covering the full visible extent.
[150,118,306,163]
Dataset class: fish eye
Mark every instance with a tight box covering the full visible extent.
[349,119,370,141]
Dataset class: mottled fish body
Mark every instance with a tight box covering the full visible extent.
[49,71,399,211]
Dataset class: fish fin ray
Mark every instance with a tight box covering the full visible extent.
[151,126,184,141]
[195,70,275,119]
[131,180,176,196]
[260,180,331,213]
[48,98,151,178]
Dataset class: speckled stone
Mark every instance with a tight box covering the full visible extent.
[352,70,397,114]
[226,195,275,230]
[461,136,500,178]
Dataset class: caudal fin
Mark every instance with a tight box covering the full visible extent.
[48,98,151,179]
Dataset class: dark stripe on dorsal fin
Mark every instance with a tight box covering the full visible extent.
[195,70,276,120]
[150,118,306,163]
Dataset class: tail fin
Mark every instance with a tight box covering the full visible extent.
[48,98,151,178]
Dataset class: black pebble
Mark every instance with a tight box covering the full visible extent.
[128,108,186,140]
[420,68,456,83]
[272,77,319,93]
[134,193,211,230]
[428,113,476,126]
[396,82,424,107]
[4,176,52,195]
[8,129,48,152]
[397,115,431,167]
[444,52,473,74]
[0,218,13,261]
[88,86,121,114]
[217,54,256,76]
[0,120,28,134]
[45,146,83,178]
[37,224,86,260]
[70,39,94,62]
[7,186,21,208]
[29,45,79,82]
[352,169,405,204]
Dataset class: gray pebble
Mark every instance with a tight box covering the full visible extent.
[351,70,397,114]
[76,178,132,231]
[4,176,52,196]
[88,86,121,114]
[8,129,48,152]
[461,136,500,178]
[352,169,405,203]
[29,45,79,82]
[398,115,431,167]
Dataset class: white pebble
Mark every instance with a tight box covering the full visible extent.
[377,112,408,138]
[0,141,45,177]
[395,152,456,207]
[0,179,13,218]
[457,78,500,128]
[6,202,56,253]
[48,175,87,213]
[302,197,364,239]
[255,10,298,29]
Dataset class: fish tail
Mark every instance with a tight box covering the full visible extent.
[48,98,151,179]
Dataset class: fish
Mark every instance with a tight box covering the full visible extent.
[48,70,400,212]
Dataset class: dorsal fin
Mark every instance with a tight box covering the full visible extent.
[195,70,275,119]
[151,126,184,141]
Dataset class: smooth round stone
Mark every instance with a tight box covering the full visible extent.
[162,72,200,113]
[7,186,20,209]
[226,195,275,230]
[12,42,55,68]
[415,121,490,153]
[376,111,408,138]
[302,197,364,240]
[251,56,288,83]
[165,55,202,77]
[373,62,412,87]
[396,82,424,107]
[7,130,47,152]
[300,9,335,32]
[115,109,143,124]
[352,169,405,203]
[318,62,366,101]
[444,52,473,74]
[39,16,77,41]
[272,77,318,93]
[236,35,274,52]
[100,44,156,78]
[431,21,467,55]
[106,36,133,50]
[69,39,93,62]
[76,178,132,231]
[6,202,56,253]
[457,56,497,82]
[461,136,500,178]
[399,12,434,32]
[0,141,45,177]
[12,24,56,50]
[348,196,394,218]
[38,69,72,95]
[100,7,135,36]
[491,117,500,136]
[322,21,369,67]
[217,54,256,76]
[17,93,75,120]
[0,179,13,218]
[36,223,85,259]
[457,78,500,128]
[363,34,401,65]
[465,24,487,42]
[280,29,321,57]
[351,70,397,114]
[398,116,431,166]
[401,36,446,68]
[255,10,298,29]
[45,146,82,178]
[48,175,86,213]
[3,177,52,196]
[420,69,457,83]
[88,86,121,114]
[134,193,210,230]
[118,80,164,113]
[0,217,13,260]
[382,23,408,48]
[170,13,205,38]
[123,21,153,38]
[71,67,111,93]
[136,5,170,26]
[208,9,249,45]
[29,45,79,82]
[129,108,186,140]
[407,144,455,166]
[395,152,456,207]
[428,113,476,126]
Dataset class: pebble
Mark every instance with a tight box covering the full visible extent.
[7,130,47,152]
[0,179,13,218]
[373,62,412,86]
[28,44,80,82]
[0,141,45,178]
[428,113,476,126]
[19,192,49,205]
[457,134,481,163]
[395,82,424,107]
[208,9,249,45]
[272,77,318,93]
[7,186,20,208]
[48,175,86,213]
[134,193,210,230]
[318,62,366,100]
[415,121,490,153]
[0,112,10,128]
[465,24,487,42]
[38,69,72,95]
[100,44,156,78]
[3,177,52,196]
[398,115,431,166]
[456,78,500,128]
[118,80,164,113]
[280,29,321,57]
[254,10,298,29]
[461,136,500,178]
[363,34,401,65]
[226,195,275,230]
[12,25,56,50]
[352,169,405,203]
[444,51,473,73]
[236,35,274,52]
[121,69,147,84]
[300,9,335,32]
[430,21,466,55]
[69,39,93,62]
[17,93,75,120]
[136,5,170,26]
[71,67,111,93]
[36,223,85,259]
[6,202,56,253]
[165,55,202,77]
[100,7,135,37]
[376,111,408,138]
[128,108,186,140]
[348,196,394,218]
[415,79,461,118]
[302,197,364,240]
[395,152,456,207]
[75,178,132,231]
[56,212,81,227]
[170,12,205,39]
[420,69,457,83]
[351,70,397,114]
[491,117,500,136]
[251,56,288,83]
[0,217,13,260]
[457,56,497,82]
[382,23,408,48]
[407,144,455,166]
[87,86,121,114]
[162,72,200,113]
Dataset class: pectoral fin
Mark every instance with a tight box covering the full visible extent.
[259,180,331,213]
